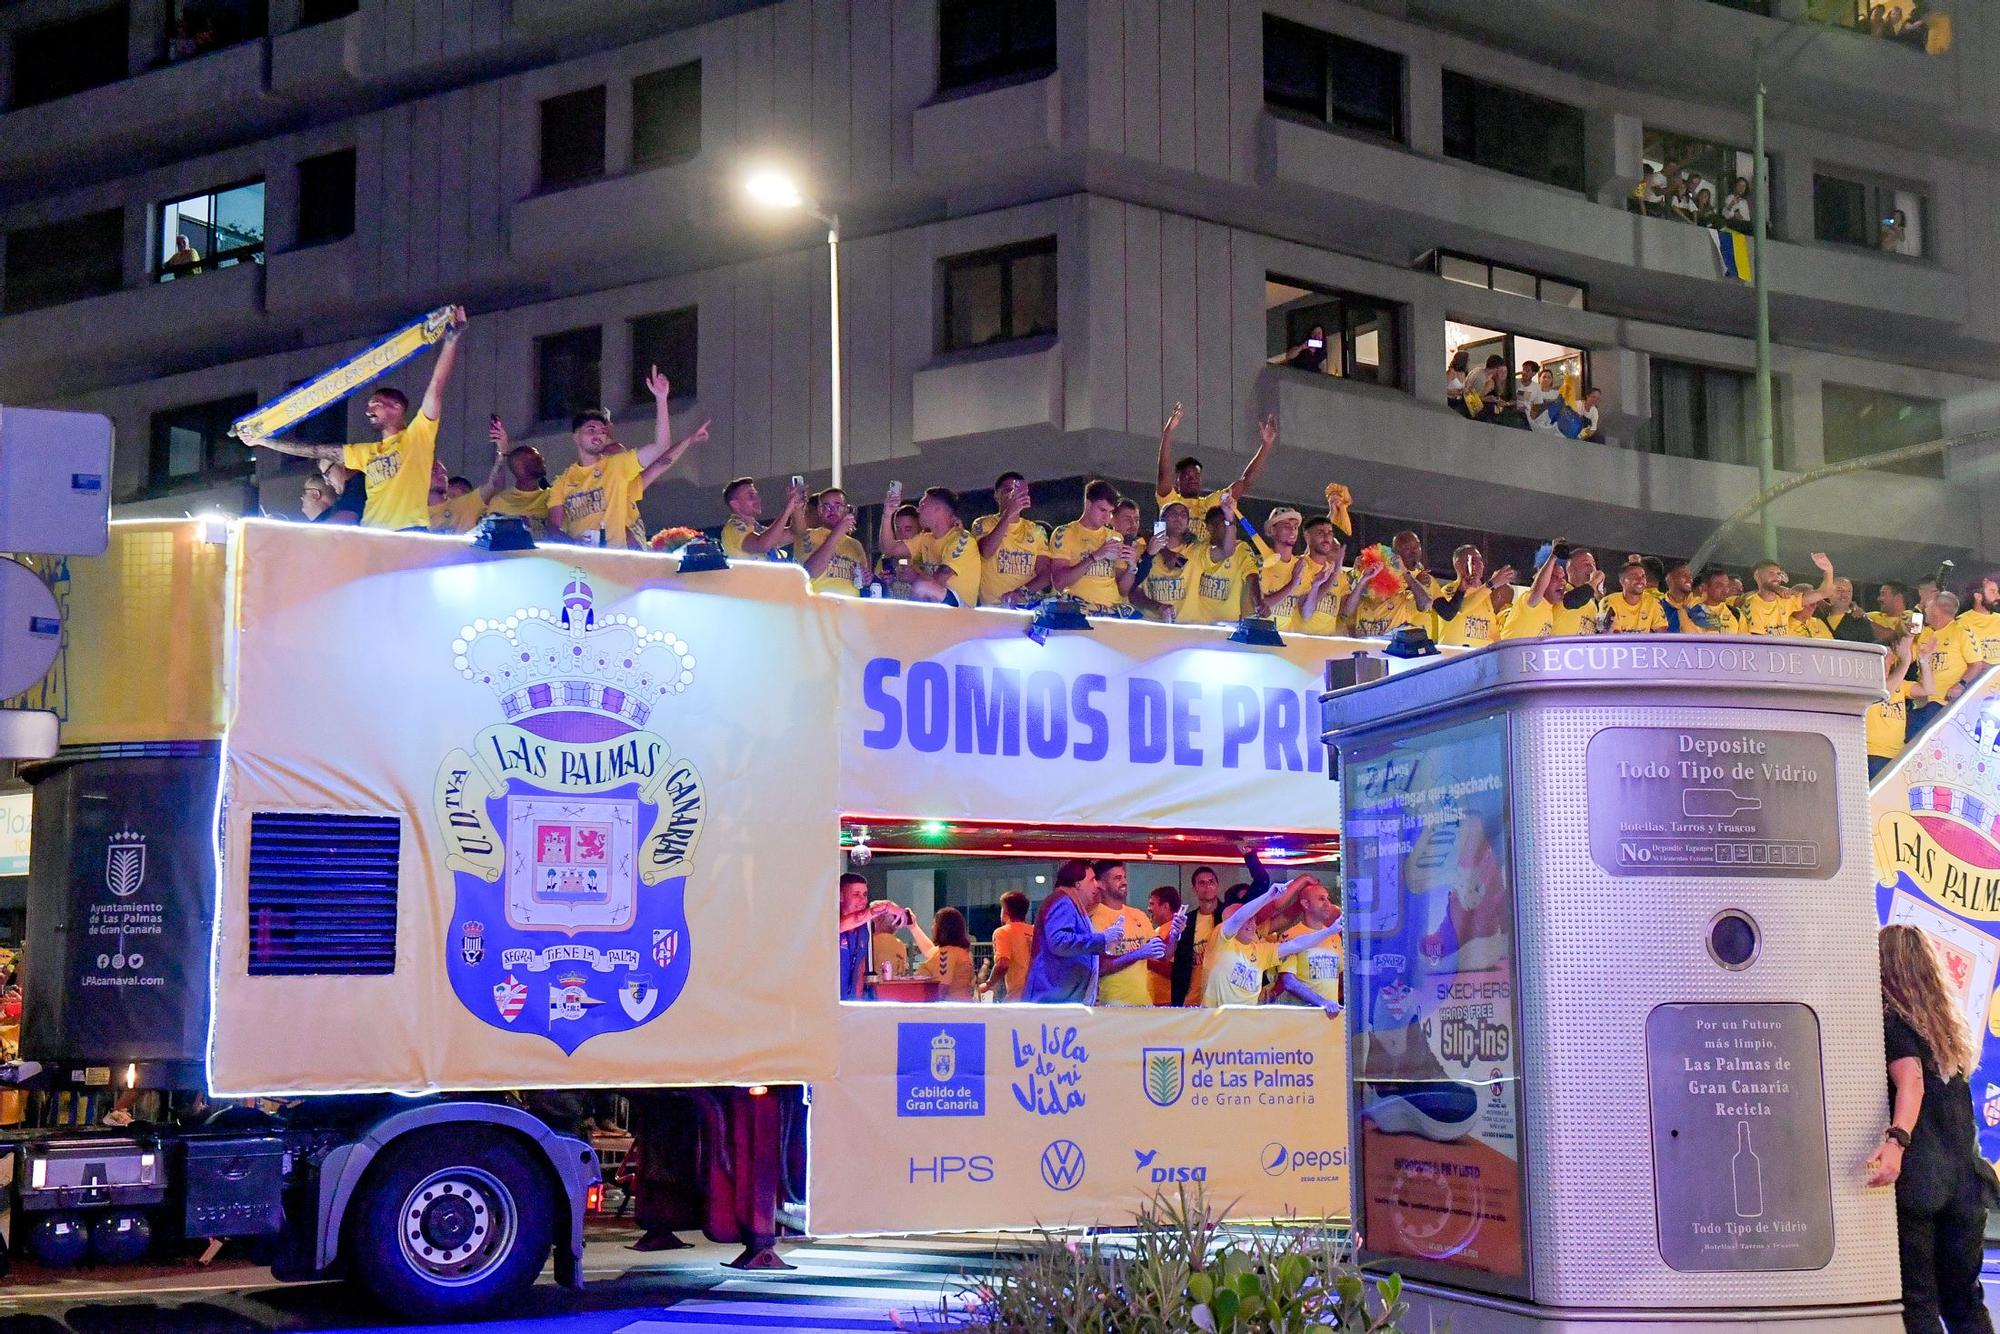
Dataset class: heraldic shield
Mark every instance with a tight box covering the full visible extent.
[434,572,705,1055]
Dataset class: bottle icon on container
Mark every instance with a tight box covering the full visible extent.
[1684,789,1764,818]
[1732,1121,1764,1219]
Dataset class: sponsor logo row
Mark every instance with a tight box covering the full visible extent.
[905,1140,1349,1192]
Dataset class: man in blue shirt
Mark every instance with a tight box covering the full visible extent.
[837,873,905,1000]
[1025,860,1158,1003]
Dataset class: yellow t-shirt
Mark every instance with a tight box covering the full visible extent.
[990,921,1033,1001]
[1049,521,1131,610]
[1870,610,1914,640]
[1187,910,1220,1004]
[1138,542,1201,623]
[1498,596,1556,640]
[549,451,647,547]
[1091,904,1157,1006]
[1958,610,2000,664]
[1686,599,1741,634]
[967,515,1049,606]
[1918,620,1986,699]
[1349,588,1419,638]
[1552,595,1599,636]
[1156,487,1227,525]
[1433,581,1500,647]
[1279,923,1342,1006]
[484,485,552,535]
[908,526,982,607]
[1258,552,1327,631]
[719,514,769,558]
[1866,681,1911,760]
[1203,932,1277,1008]
[1187,545,1255,625]
[871,930,909,978]
[919,945,978,1001]
[1737,592,1804,636]
[1147,921,1174,1007]
[427,490,485,535]
[1794,614,1832,639]
[1297,567,1352,637]
[799,527,869,596]
[1603,592,1668,634]
[342,412,439,532]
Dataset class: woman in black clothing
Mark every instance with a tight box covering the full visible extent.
[1867,924,1995,1333]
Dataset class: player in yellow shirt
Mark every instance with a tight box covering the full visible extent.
[1134,502,1201,622]
[879,486,981,606]
[1867,633,1923,781]
[1868,582,1915,645]
[1274,878,1342,1017]
[1735,553,1833,635]
[426,464,485,533]
[1203,864,1337,1008]
[979,892,1036,1002]
[1253,508,1317,630]
[1090,862,1170,1006]
[1957,579,2000,663]
[1295,520,1352,636]
[1048,480,1139,614]
[1680,567,1742,633]
[247,304,467,530]
[719,475,805,558]
[1785,584,1832,637]
[1431,545,1511,647]
[1601,560,1669,633]
[549,368,710,547]
[1143,887,1186,1006]
[969,472,1051,608]
[1341,548,1432,638]
[480,417,552,536]
[797,487,870,595]
[905,909,979,1002]
[1186,495,1255,625]
[1498,542,1595,639]
[1909,591,1988,740]
[1154,402,1278,525]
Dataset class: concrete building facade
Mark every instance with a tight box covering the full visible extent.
[2,0,1996,579]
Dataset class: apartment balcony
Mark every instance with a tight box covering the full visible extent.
[0,40,280,194]
[1265,368,1974,575]
[270,10,365,101]
[0,261,267,387]
[508,159,710,271]
[1262,114,1966,336]
[913,340,1063,443]
[912,74,1064,179]
[1403,0,1960,129]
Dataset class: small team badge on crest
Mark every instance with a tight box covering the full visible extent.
[492,974,527,1023]
[459,921,485,966]
[620,974,658,1021]
[652,929,679,969]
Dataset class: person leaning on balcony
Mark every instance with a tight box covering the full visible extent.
[1445,351,1472,416]
[245,305,466,532]
[165,234,202,276]
[1723,177,1752,229]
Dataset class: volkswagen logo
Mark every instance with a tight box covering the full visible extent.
[1040,1139,1086,1192]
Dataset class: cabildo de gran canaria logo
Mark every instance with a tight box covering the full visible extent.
[435,571,705,1054]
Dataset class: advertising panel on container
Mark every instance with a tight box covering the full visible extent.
[1872,670,2000,1163]
[211,524,841,1095]
[1343,711,1526,1289]
[807,1002,1349,1234]
[834,599,1362,833]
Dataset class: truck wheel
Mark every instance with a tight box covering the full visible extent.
[347,1128,555,1319]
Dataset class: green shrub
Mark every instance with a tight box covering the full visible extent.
[929,1186,1408,1332]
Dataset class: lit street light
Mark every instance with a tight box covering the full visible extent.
[745,167,842,490]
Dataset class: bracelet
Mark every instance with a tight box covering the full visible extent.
[1884,1126,1912,1149]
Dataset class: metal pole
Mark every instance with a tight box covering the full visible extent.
[1751,50,1778,562]
[827,218,843,491]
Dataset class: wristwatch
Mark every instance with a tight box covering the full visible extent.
[1884,1126,1913,1149]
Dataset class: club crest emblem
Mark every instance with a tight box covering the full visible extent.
[436,570,703,1054]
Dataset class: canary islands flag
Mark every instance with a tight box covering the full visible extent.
[1710,227,1754,285]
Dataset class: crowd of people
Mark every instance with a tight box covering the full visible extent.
[1632,162,1754,233]
[838,853,1343,1017]
[1446,354,1600,437]
[252,312,1993,778]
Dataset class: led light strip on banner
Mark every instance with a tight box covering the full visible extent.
[228,306,457,440]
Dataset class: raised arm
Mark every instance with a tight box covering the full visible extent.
[1155,402,1184,498]
[877,489,912,560]
[1041,900,1112,960]
[1254,558,1305,617]
[1801,552,1835,609]
[978,490,1030,560]
[1275,922,1339,961]
[244,432,344,462]
[1524,546,1560,608]
[1402,565,1436,613]
[419,305,468,422]
[802,511,857,582]
[1277,973,1341,1016]
[479,416,511,502]
[1227,414,1278,501]
[740,488,802,557]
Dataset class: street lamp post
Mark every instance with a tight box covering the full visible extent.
[1750,46,1777,563]
[745,168,842,490]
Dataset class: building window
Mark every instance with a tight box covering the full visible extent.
[536,326,603,424]
[539,86,606,192]
[1432,251,1587,310]
[1803,0,1941,46]
[633,62,701,170]
[165,0,267,64]
[629,307,698,405]
[296,149,356,247]
[11,5,130,109]
[1822,383,1942,478]
[1261,15,1403,142]
[938,0,1057,94]
[1264,277,1402,388]
[3,209,125,314]
[157,180,265,280]
[1634,129,1763,233]
[1446,321,1588,431]
[1707,0,1774,13]
[940,237,1057,352]
[1648,360,1784,467]
[1813,172,1928,257]
[149,394,257,495]
[299,0,360,25]
[1442,72,1586,193]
